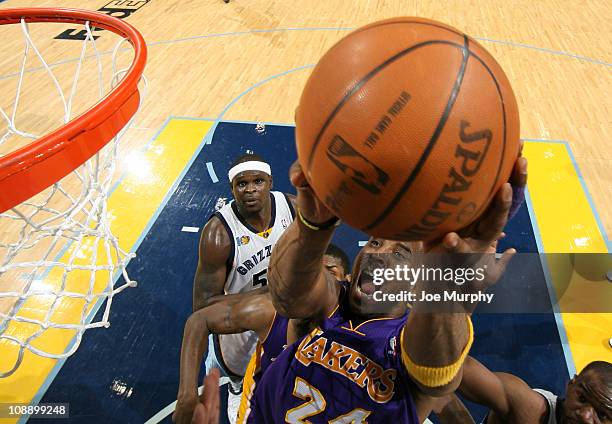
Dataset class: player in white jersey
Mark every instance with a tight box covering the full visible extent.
[445,356,612,424]
[191,153,295,423]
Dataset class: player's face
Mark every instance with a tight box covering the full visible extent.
[348,237,423,316]
[564,371,612,423]
[231,171,272,213]
[323,255,347,281]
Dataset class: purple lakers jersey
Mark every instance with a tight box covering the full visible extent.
[246,295,419,423]
[237,312,290,424]
[259,282,349,383]
[240,284,350,423]
[258,312,289,382]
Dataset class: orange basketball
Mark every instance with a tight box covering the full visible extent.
[295,17,520,241]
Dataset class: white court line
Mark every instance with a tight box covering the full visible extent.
[144,377,230,424]
[206,161,219,182]
[181,226,200,233]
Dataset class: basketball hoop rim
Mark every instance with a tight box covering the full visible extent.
[0,8,147,213]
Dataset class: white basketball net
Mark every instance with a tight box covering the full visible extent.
[0,19,145,377]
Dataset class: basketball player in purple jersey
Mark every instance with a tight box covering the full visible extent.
[175,245,351,424]
[245,157,526,423]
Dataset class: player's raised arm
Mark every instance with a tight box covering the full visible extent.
[192,216,232,311]
[267,162,340,319]
[174,289,273,424]
[401,182,516,397]
[457,356,547,420]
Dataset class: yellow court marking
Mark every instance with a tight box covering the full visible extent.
[523,142,612,372]
[0,119,213,423]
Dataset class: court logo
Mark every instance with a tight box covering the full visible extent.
[215,197,228,211]
[236,235,250,246]
[326,135,389,194]
[55,0,150,40]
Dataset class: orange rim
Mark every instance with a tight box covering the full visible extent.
[0,8,147,212]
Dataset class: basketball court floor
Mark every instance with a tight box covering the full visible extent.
[0,1,610,423]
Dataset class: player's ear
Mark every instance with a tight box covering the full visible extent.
[230,180,238,198]
[268,175,273,190]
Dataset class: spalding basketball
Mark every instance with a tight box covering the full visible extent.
[295,17,520,241]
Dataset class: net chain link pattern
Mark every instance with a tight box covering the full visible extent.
[0,19,147,378]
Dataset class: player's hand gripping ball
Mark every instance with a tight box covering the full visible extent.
[296,17,520,241]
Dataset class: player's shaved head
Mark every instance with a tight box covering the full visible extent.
[580,361,612,381]
[565,360,612,422]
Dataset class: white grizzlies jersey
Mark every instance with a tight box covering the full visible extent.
[533,389,558,424]
[212,191,294,376]
[482,389,558,424]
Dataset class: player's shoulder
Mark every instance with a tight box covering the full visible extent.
[496,373,550,420]
[280,192,296,203]
[273,191,297,208]
[285,193,297,210]
[203,214,231,239]
[361,312,409,342]
[200,214,232,258]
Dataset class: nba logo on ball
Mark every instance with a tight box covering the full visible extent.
[326,135,389,194]
[295,17,520,241]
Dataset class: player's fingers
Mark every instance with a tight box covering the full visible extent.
[486,248,517,284]
[439,234,488,268]
[475,183,512,241]
[202,369,220,423]
[209,401,220,424]
[201,368,220,403]
[497,248,517,271]
[509,156,528,188]
[507,158,527,220]
[441,232,468,253]
[191,403,206,424]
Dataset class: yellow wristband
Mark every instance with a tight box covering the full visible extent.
[400,315,474,388]
[297,209,339,231]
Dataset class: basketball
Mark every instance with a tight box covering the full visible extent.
[295,17,521,241]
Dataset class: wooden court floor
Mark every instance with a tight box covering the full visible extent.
[1,0,608,235]
[0,0,610,421]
